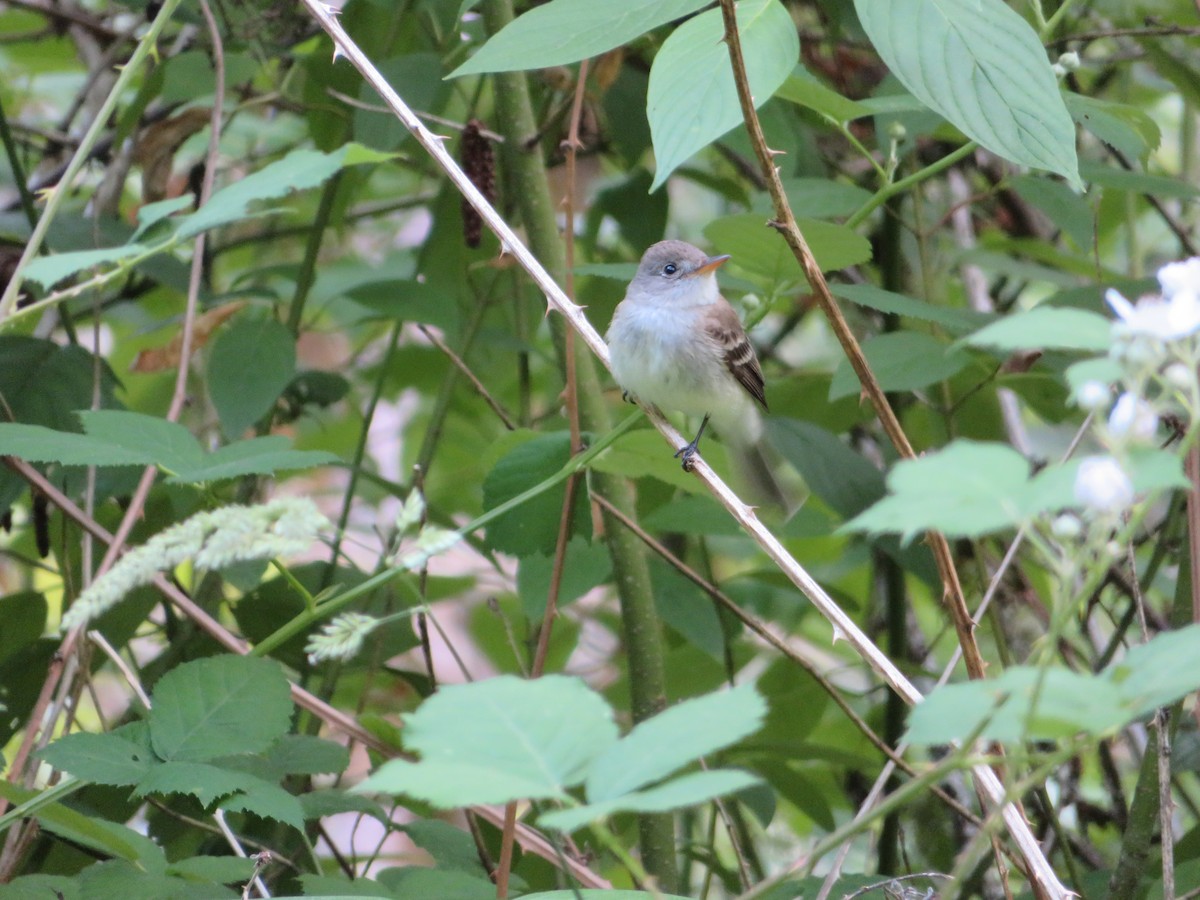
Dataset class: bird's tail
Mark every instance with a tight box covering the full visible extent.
[726,436,804,519]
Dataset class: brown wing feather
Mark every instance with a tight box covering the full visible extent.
[705,300,768,411]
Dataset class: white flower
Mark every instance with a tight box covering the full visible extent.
[395,491,425,535]
[1074,455,1134,513]
[1107,287,1200,342]
[398,525,461,571]
[1165,362,1195,390]
[1050,514,1082,540]
[1157,258,1200,299]
[1074,380,1110,411]
[1107,392,1158,443]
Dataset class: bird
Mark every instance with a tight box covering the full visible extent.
[606,240,791,509]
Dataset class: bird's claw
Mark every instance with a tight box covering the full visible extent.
[674,443,699,472]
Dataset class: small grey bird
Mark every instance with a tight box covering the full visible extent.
[607,240,792,509]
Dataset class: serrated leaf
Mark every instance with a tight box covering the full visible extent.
[450,0,710,76]
[482,432,590,555]
[0,423,148,467]
[78,409,204,473]
[648,0,799,191]
[403,819,489,876]
[843,440,1033,541]
[1066,94,1160,161]
[165,855,257,884]
[169,435,335,484]
[39,732,155,786]
[586,682,765,801]
[23,244,151,290]
[541,769,760,832]
[299,788,389,823]
[134,761,264,806]
[175,144,392,239]
[149,656,293,762]
[357,675,617,806]
[703,214,872,286]
[263,734,349,777]
[963,306,1111,353]
[208,315,296,438]
[221,782,306,830]
[828,332,972,400]
[854,0,1081,189]
[909,627,1200,745]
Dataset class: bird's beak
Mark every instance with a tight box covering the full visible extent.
[692,254,731,277]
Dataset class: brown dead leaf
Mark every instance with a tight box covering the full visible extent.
[133,107,212,203]
[131,300,246,372]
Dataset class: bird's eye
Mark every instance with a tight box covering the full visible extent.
[662,264,678,275]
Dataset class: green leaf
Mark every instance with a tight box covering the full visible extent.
[1066,94,1160,161]
[853,0,1081,189]
[828,332,972,400]
[0,782,146,862]
[590,429,713,493]
[963,306,1112,353]
[402,819,490,876]
[208,315,297,438]
[0,592,46,666]
[1081,163,1200,199]
[541,769,760,832]
[482,431,590,556]
[831,284,991,334]
[450,0,710,76]
[78,409,204,473]
[299,788,388,823]
[0,423,149,467]
[262,734,349,777]
[776,68,872,122]
[648,0,799,191]
[778,177,873,219]
[586,682,766,801]
[175,144,392,239]
[134,761,265,806]
[149,656,293,762]
[23,244,151,290]
[38,732,154,786]
[357,675,617,806]
[221,782,306,830]
[908,626,1200,744]
[704,214,872,286]
[1011,174,1096,251]
[767,419,885,519]
[843,440,1032,541]
[171,435,335,484]
[165,855,256,884]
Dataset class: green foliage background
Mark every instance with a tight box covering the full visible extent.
[0,0,1198,897]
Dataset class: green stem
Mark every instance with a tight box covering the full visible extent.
[0,0,185,322]
[845,141,978,230]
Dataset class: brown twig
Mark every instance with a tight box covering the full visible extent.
[714,0,986,684]
[417,325,517,430]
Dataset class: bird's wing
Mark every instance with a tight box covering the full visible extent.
[704,299,768,410]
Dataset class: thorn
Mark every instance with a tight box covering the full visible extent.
[331,46,345,63]
[320,2,341,16]
[767,147,786,157]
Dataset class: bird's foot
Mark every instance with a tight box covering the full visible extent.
[674,441,700,472]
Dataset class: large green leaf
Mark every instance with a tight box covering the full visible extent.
[450,0,710,76]
[908,625,1200,744]
[208,315,297,438]
[481,431,590,556]
[133,761,266,806]
[703,214,872,287]
[844,441,1186,541]
[39,732,154,787]
[648,0,798,191]
[963,306,1112,353]
[357,675,617,806]
[585,681,765,801]
[854,0,1081,189]
[831,284,991,334]
[828,332,972,400]
[0,411,334,484]
[149,656,293,762]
